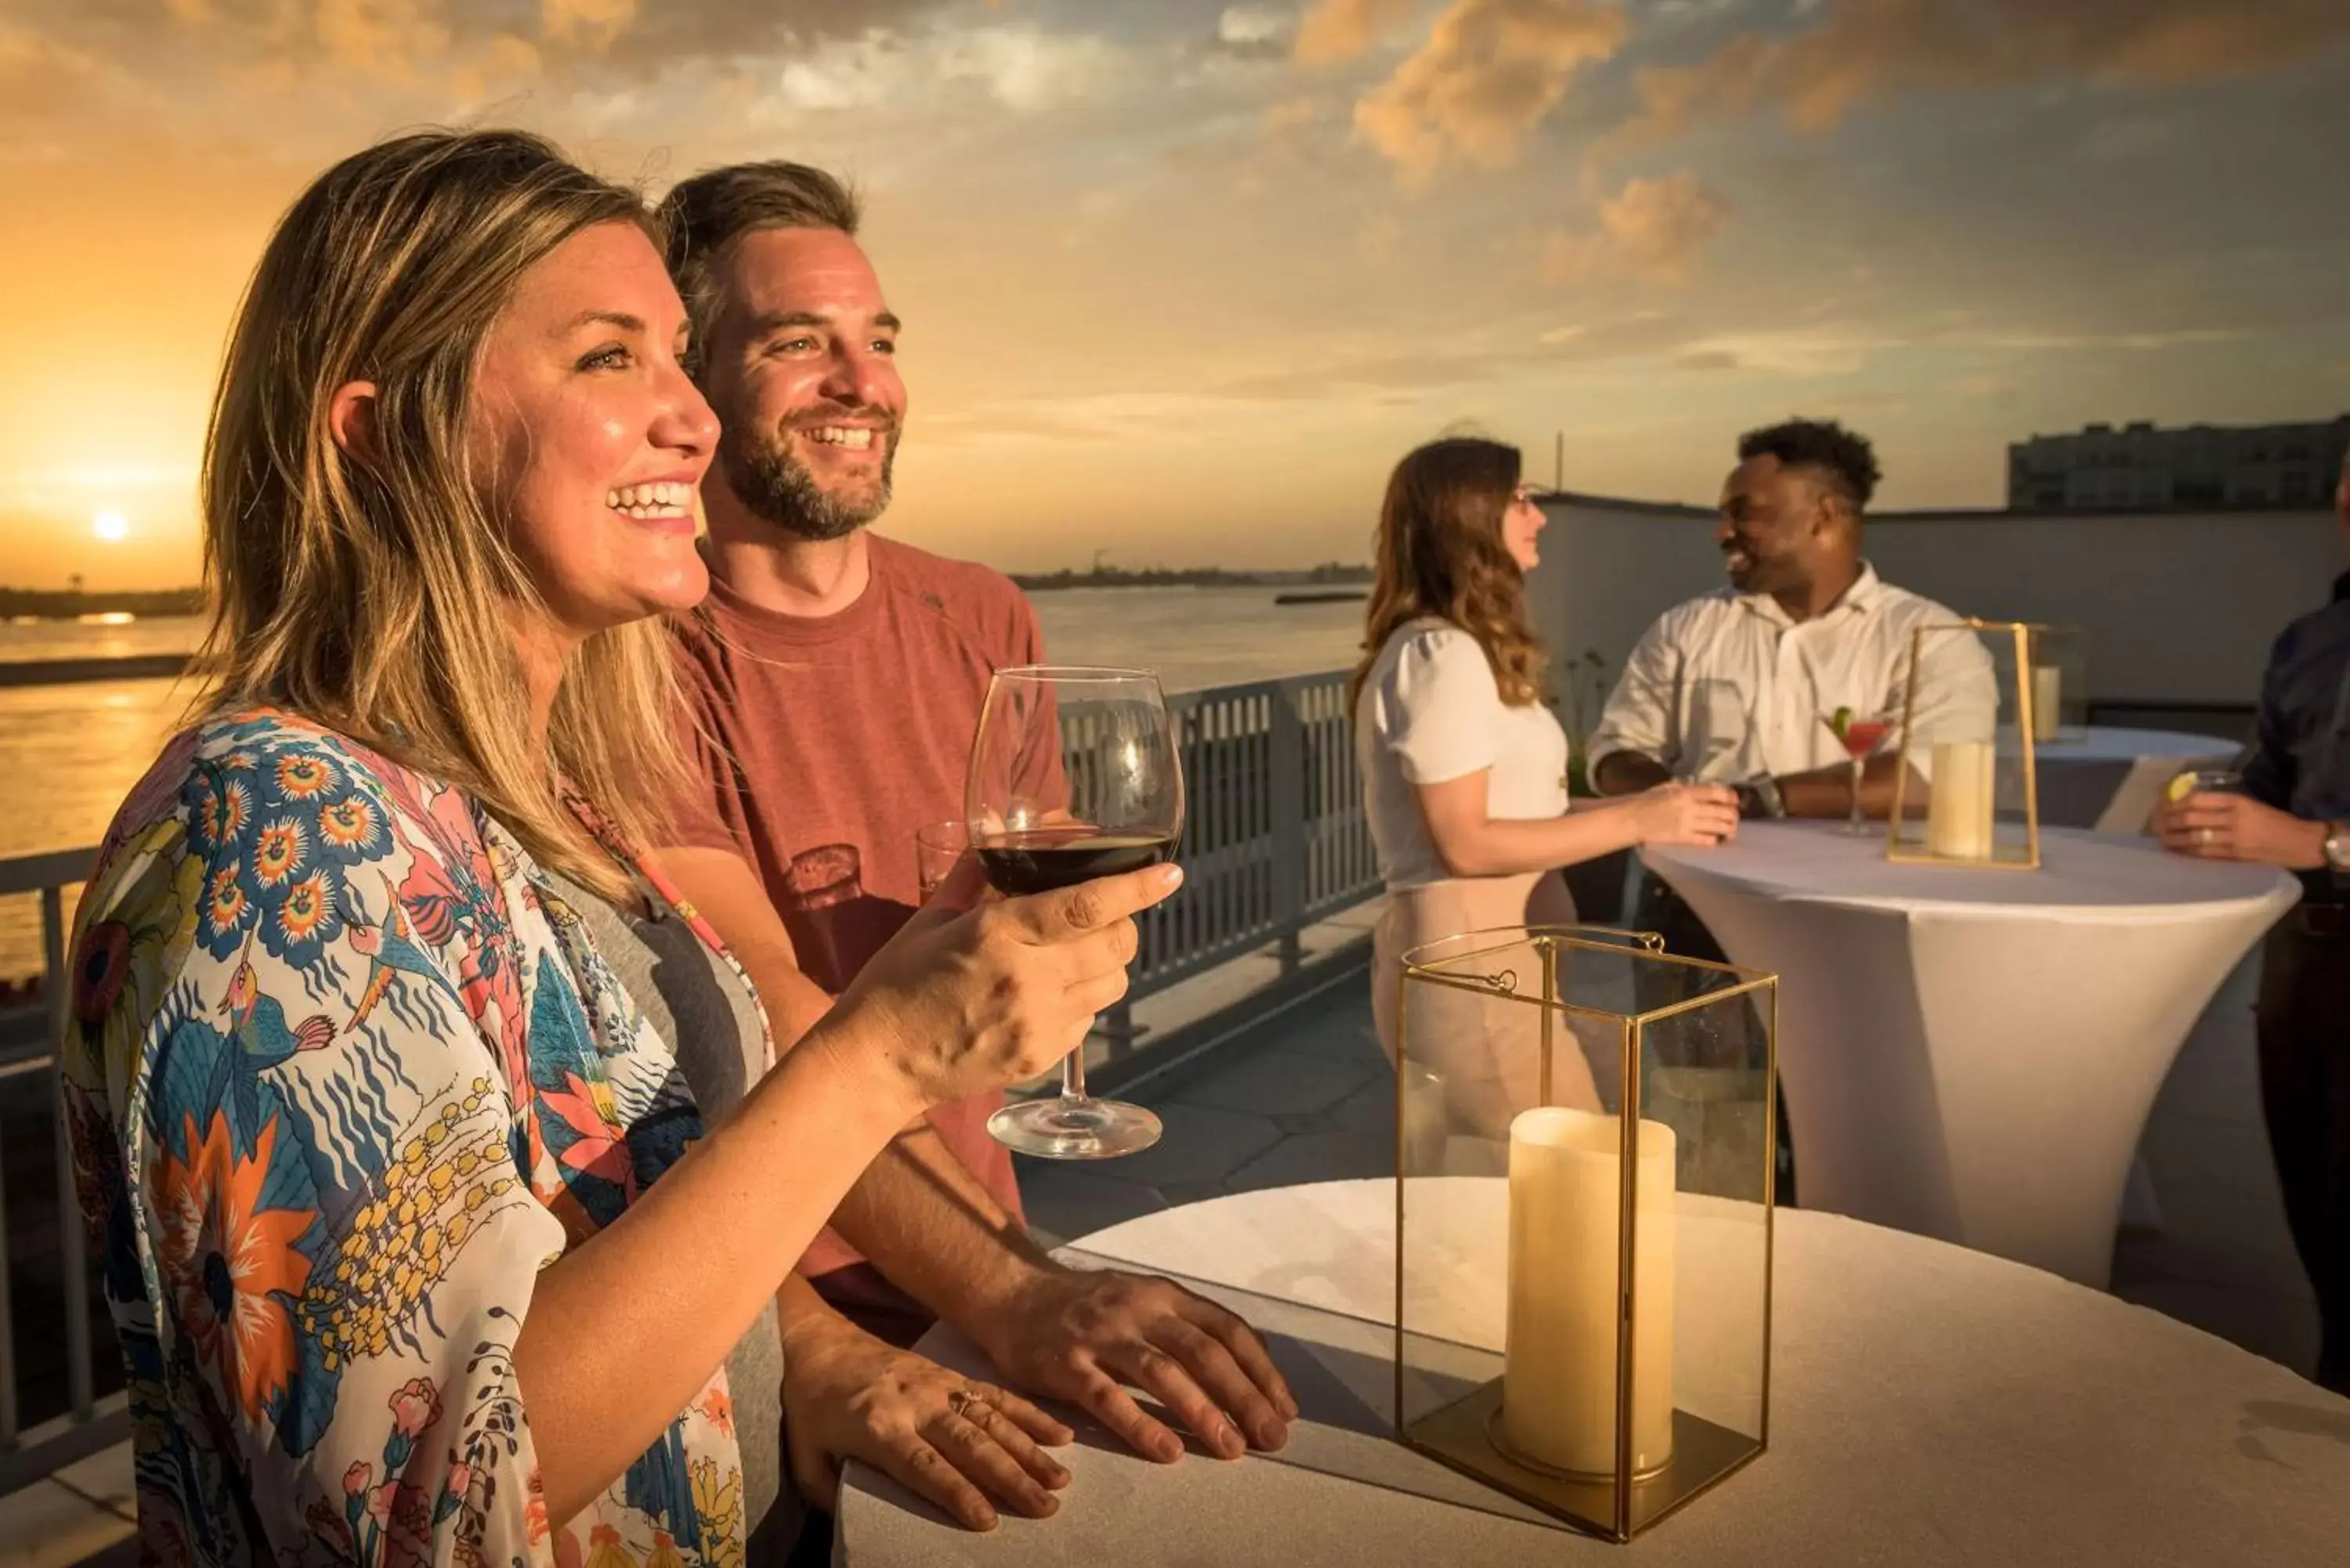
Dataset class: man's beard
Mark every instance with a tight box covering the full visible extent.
[719,416,898,542]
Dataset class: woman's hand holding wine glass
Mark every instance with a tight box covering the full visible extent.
[968,667,1185,1158]
[812,855,1183,1118]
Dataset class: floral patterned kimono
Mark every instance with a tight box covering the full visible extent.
[63,710,755,1568]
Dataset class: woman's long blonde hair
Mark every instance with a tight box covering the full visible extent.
[197,128,684,902]
[1348,437,1546,714]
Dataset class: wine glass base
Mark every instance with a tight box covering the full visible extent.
[989,1097,1163,1160]
[1839,820,1876,837]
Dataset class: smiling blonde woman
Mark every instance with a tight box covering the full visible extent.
[61,130,1175,1567]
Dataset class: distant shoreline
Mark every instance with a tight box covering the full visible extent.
[1,573,1378,616]
[1009,566,1372,592]
[1,588,204,620]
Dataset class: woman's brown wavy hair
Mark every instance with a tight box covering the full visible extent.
[1348,437,1546,714]
[195,128,686,904]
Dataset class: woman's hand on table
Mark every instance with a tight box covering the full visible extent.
[1629,782,1741,847]
[2153,792,2326,869]
[779,1312,1073,1533]
[966,1263,1298,1465]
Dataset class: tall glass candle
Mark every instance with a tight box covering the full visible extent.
[2030,665,2062,743]
[1503,1107,1676,1478]
[1926,739,1996,860]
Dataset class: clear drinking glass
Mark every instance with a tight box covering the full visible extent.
[913,820,967,901]
[1821,710,1894,836]
[967,667,1184,1159]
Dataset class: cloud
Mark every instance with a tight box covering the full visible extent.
[1354,0,1630,180]
[1215,5,1289,60]
[1294,0,1424,65]
[1541,172,1728,285]
[542,0,634,52]
[0,0,960,99]
[937,27,1126,112]
[1976,327,2251,352]
[0,19,114,127]
[1628,0,2350,140]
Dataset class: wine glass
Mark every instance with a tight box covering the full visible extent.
[1820,708,1893,836]
[967,666,1184,1159]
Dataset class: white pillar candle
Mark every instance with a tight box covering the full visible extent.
[1926,739,1996,860]
[1503,1107,1676,1479]
[2030,665,2063,742]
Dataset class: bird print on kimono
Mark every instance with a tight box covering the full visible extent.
[215,929,335,1143]
[343,876,443,1037]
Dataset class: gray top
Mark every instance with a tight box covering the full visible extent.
[542,869,801,1561]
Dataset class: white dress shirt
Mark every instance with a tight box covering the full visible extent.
[1356,618,1570,891]
[1587,563,1996,784]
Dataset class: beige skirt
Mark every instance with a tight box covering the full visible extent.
[1371,870,1603,1143]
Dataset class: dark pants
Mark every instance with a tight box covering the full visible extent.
[782,1508,834,1567]
[1632,874,1795,1208]
[2255,905,2350,1393]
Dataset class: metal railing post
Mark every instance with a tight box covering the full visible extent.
[1269,680,1307,977]
[42,889,93,1420]
[0,1060,14,1451]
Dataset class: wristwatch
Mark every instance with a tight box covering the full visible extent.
[1737,774,1787,820]
[2324,821,2350,875]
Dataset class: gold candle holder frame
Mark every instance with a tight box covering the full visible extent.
[1885,619,2044,871]
[1391,925,1777,1545]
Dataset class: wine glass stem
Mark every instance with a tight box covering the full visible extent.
[1061,1028,1094,1106]
[1849,757,1865,831]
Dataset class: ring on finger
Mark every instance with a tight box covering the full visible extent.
[948,1387,991,1422]
[2198,826,2214,846]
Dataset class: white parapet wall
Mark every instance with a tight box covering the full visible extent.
[1528,493,2344,719]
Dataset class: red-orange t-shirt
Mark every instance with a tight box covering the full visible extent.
[667,533,1042,1342]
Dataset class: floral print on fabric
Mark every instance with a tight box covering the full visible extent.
[62,710,747,1567]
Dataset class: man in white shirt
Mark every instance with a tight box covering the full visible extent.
[1590,418,1990,1205]
[1589,417,1991,819]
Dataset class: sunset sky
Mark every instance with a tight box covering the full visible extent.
[5,0,2350,588]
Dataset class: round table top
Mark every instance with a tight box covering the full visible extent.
[2030,725,2240,764]
[839,1180,2350,1567]
[1642,821,2298,917]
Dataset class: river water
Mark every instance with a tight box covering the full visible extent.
[0,587,1366,977]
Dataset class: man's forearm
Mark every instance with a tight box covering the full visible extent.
[654,844,1058,1327]
[1776,754,1907,818]
[1593,749,1673,796]
[830,1125,1054,1324]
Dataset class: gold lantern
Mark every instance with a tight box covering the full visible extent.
[1393,927,1777,1544]
[1885,619,2043,869]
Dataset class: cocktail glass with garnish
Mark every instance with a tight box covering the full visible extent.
[1823,706,1893,836]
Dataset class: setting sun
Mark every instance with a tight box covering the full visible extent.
[91,509,128,543]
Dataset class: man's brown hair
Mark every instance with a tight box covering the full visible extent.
[657,161,862,353]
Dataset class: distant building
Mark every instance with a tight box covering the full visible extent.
[2007,416,2350,511]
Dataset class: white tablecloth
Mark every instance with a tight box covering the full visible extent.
[838,1180,2350,1566]
[2030,725,2240,833]
[1642,823,2298,1286]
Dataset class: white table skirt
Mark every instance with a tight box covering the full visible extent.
[1641,823,2298,1286]
[2029,726,2240,833]
[837,1180,2350,1566]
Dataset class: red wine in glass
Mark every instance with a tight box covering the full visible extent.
[974,829,1178,895]
[967,667,1184,1159]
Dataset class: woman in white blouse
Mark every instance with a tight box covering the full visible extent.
[1352,438,1738,1129]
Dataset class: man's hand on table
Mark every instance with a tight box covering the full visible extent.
[964,1261,1299,1464]
[779,1310,1072,1533]
[2153,791,2326,870]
